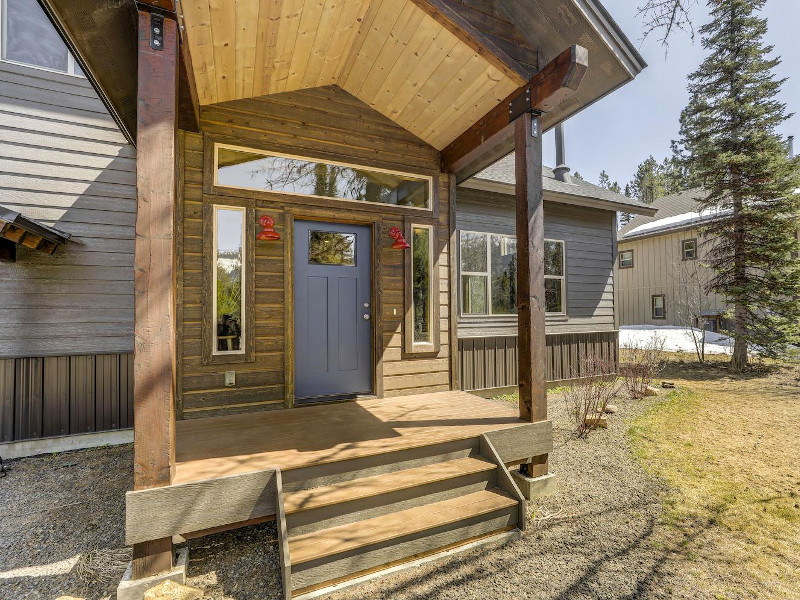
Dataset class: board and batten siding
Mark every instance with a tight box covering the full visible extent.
[178,86,451,419]
[0,61,136,442]
[617,228,727,326]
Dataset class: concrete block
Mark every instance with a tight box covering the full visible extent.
[511,471,557,500]
[117,548,188,600]
[584,413,608,428]
[645,385,660,396]
[143,580,202,600]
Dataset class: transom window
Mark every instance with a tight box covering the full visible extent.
[459,232,566,316]
[1,0,84,76]
[652,295,666,319]
[213,206,245,355]
[618,250,634,268]
[214,144,432,210]
[682,239,697,260]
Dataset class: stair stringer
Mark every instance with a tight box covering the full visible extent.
[276,468,292,600]
[479,433,527,531]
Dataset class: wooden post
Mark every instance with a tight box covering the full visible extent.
[131,8,179,579]
[514,111,548,476]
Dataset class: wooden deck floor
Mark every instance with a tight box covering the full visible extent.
[174,391,524,484]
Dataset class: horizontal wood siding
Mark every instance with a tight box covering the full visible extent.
[456,187,616,337]
[458,331,619,391]
[0,61,136,358]
[179,86,449,418]
[0,353,133,442]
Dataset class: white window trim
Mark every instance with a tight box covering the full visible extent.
[544,238,567,316]
[682,239,697,260]
[212,205,246,356]
[0,0,84,77]
[411,223,435,346]
[213,143,434,212]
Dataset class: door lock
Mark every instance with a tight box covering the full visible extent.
[363,314,371,321]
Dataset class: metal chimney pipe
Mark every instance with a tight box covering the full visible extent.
[553,123,571,183]
[789,135,795,158]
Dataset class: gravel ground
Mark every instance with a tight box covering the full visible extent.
[0,393,674,600]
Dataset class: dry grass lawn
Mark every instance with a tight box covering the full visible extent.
[628,354,800,599]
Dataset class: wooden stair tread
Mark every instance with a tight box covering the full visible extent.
[283,456,496,514]
[288,489,516,565]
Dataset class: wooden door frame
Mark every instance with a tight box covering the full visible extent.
[283,208,385,408]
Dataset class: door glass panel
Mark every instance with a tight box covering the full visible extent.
[309,231,356,266]
[412,227,431,344]
[216,146,431,208]
[215,208,244,353]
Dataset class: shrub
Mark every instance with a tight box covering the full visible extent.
[620,334,666,398]
[563,354,622,438]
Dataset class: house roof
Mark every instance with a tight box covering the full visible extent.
[617,188,708,240]
[37,0,646,149]
[460,152,657,215]
[0,205,71,256]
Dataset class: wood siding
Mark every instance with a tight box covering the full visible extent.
[0,353,133,442]
[0,61,136,358]
[455,187,616,337]
[178,86,451,418]
[617,228,727,326]
[458,331,619,392]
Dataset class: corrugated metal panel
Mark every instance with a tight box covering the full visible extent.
[0,353,133,443]
[459,332,619,392]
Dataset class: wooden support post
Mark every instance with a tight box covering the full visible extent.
[514,111,548,476]
[131,8,179,579]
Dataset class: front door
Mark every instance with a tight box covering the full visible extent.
[294,220,372,401]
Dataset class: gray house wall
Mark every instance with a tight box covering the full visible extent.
[455,186,618,391]
[0,60,135,442]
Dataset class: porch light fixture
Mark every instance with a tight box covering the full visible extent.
[257,215,280,241]
[389,226,410,250]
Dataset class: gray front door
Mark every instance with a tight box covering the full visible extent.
[294,220,372,400]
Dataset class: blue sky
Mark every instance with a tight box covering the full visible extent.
[541,0,800,189]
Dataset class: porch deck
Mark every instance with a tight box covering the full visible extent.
[174,391,524,484]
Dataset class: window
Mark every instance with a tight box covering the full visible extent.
[682,239,697,260]
[1,0,84,76]
[544,240,566,315]
[214,144,432,209]
[618,249,634,268]
[308,231,355,266]
[213,206,245,355]
[411,225,433,344]
[460,231,517,315]
[652,295,666,319]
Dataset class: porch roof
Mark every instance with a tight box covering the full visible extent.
[37,0,645,151]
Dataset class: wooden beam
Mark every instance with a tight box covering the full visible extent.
[408,0,529,86]
[515,112,547,429]
[176,3,200,132]
[441,45,588,181]
[132,7,179,579]
[136,0,176,12]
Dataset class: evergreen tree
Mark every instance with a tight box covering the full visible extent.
[627,155,668,204]
[598,170,622,194]
[572,171,584,181]
[675,0,800,368]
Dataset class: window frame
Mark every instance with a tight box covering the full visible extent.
[212,142,434,213]
[618,249,634,269]
[651,294,666,320]
[0,0,84,77]
[202,203,256,366]
[404,221,439,355]
[543,238,567,316]
[681,238,697,261]
[458,230,519,317]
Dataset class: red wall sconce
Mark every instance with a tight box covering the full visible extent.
[389,226,410,250]
[257,215,280,241]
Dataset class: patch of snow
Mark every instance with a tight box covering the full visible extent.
[623,207,730,238]
[620,325,734,355]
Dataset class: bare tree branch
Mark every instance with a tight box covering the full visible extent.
[637,0,698,49]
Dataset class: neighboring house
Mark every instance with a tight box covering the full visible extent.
[456,139,654,392]
[27,0,647,596]
[616,188,732,331]
[0,0,135,449]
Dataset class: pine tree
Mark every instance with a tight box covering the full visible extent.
[598,170,622,194]
[572,171,584,181]
[627,155,668,204]
[675,0,800,369]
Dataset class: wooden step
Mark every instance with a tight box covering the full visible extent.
[284,456,496,515]
[288,489,517,566]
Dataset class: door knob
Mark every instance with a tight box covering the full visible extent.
[363,314,371,321]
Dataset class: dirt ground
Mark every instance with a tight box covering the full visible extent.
[1,355,798,600]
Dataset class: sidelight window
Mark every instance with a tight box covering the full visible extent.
[215,144,432,209]
[411,225,433,344]
[213,206,245,355]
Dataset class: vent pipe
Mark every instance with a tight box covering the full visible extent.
[553,123,571,183]
[789,135,795,158]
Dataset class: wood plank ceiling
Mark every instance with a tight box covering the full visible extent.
[178,0,523,149]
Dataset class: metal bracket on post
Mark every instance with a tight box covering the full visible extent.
[150,13,164,51]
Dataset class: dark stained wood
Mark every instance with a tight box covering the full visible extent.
[441,45,589,182]
[448,175,459,390]
[136,0,176,12]
[132,8,179,579]
[407,0,529,85]
[514,112,546,425]
[177,39,200,132]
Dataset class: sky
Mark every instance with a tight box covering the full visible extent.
[541,0,800,189]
